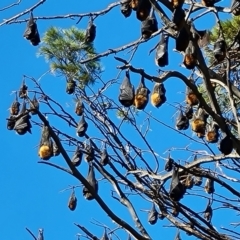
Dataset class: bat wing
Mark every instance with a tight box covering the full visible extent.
[83,164,98,200]
[176,111,189,130]
[85,20,96,43]
[100,149,109,166]
[169,167,186,201]
[14,115,31,134]
[71,146,82,166]
[76,116,88,137]
[176,28,189,52]
[100,229,109,240]
[148,204,158,225]
[119,72,135,105]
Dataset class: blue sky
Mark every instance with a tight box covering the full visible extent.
[0,0,236,239]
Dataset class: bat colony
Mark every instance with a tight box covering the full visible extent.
[6,1,237,219]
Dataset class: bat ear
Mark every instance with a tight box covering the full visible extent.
[148,203,158,225]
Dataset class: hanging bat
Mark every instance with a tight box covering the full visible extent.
[53,141,60,156]
[71,145,83,167]
[127,234,132,240]
[184,105,193,119]
[172,7,185,31]
[85,18,96,43]
[100,229,109,240]
[10,98,20,115]
[68,190,77,211]
[38,124,53,160]
[14,101,32,135]
[141,9,158,39]
[190,23,210,48]
[7,115,17,130]
[76,115,88,137]
[83,163,98,200]
[30,94,39,115]
[100,148,109,166]
[84,142,95,162]
[204,200,212,222]
[191,107,208,137]
[169,167,186,201]
[175,27,190,52]
[186,84,199,106]
[219,134,233,155]
[184,174,194,189]
[121,0,132,17]
[206,122,219,143]
[75,98,84,116]
[176,110,189,130]
[204,178,215,194]
[231,0,240,15]
[165,153,174,172]
[172,204,179,217]
[131,0,139,10]
[194,175,203,186]
[174,229,181,240]
[196,30,210,48]
[133,76,150,110]
[155,32,169,67]
[183,40,197,69]
[150,83,166,108]
[213,39,227,62]
[136,0,152,21]
[171,0,184,8]
[19,79,28,99]
[148,203,158,225]
[23,12,41,46]
[202,0,221,7]
[37,229,44,240]
[118,71,135,107]
[66,78,76,94]
[158,212,165,220]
